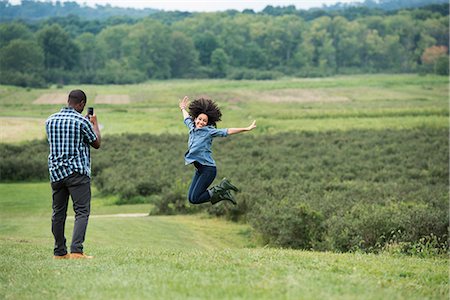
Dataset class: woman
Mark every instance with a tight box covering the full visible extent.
[179,96,256,205]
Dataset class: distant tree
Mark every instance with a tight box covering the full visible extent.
[243,43,267,69]
[360,29,385,71]
[263,15,304,69]
[96,24,131,61]
[262,5,296,16]
[383,14,418,71]
[242,9,255,14]
[331,17,364,71]
[75,32,104,83]
[128,19,171,79]
[301,16,336,75]
[36,24,79,71]
[421,45,449,74]
[169,31,200,78]
[194,32,219,65]
[0,39,45,87]
[0,39,43,72]
[210,48,228,78]
[0,22,32,48]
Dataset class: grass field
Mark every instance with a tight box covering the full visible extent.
[1,74,449,299]
[0,183,448,299]
[0,74,448,142]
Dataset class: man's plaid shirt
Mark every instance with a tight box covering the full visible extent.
[46,107,97,182]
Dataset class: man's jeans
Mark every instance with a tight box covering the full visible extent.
[51,172,91,255]
[188,162,217,204]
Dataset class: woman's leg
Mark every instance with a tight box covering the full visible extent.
[188,167,201,202]
[188,163,217,204]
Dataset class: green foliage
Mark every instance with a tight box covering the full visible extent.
[1,180,447,298]
[327,201,448,253]
[1,128,447,254]
[210,48,229,78]
[194,32,219,66]
[0,70,47,88]
[169,31,200,78]
[0,39,46,87]
[435,55,449,75]
[382,233,449,258]
[1,3,449,86]
[0,1,159,22]
[151,179,202,215]
[0,22,33,48]
[0,139,48,181]
[37,24,79,73]
[251,199,324,249]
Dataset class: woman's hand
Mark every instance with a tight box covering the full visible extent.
[247,120,256,131]
[227,120,257,135]
[179,96,189,110]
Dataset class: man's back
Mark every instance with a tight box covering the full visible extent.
[46,107,97,182]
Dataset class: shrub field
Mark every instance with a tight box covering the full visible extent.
[1,127,448,254]
[0,75,448,255]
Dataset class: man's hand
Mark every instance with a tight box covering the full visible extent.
[88,114,98,126]
[89,114,101,149]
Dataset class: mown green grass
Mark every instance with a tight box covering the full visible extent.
[0,74,448,142]
[0,182,448,299]
[1,74,448,299]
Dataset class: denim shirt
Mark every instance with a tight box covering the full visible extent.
[184,117,228,166]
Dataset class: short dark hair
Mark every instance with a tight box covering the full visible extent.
[188,98,222,127]
[68,89,87,104]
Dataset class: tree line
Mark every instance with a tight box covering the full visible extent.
[0,3,448,87]
[1,0,447,21]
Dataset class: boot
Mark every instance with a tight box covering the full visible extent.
[209,186,237,205]
[219,178,240,193]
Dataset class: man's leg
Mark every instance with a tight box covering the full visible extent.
[66,173,91,254]
[51,180,69,256]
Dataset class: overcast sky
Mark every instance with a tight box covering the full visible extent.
[8,0,362,12]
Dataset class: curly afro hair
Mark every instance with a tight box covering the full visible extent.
[188,98,222,127]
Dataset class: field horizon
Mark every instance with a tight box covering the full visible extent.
[0,74,448,143]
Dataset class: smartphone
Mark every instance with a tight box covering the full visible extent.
[88,107,94,116]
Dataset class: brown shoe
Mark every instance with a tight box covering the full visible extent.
[70,252,93,259]
[53,254,70,259]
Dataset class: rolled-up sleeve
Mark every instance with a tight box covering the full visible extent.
[210,128,228,137]
[82,120,97,143]
[184,117,195,132]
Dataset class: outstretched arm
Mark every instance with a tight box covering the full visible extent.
[227,120,256,135]
[179,96,190,119]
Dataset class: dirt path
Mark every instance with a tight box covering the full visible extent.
[67,213,148,219]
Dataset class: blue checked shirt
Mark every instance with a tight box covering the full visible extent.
[184,117,228,166]
[46,107,98,182]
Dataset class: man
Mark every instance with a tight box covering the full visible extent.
[45,89,101,259]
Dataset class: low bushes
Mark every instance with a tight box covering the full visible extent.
[1,128,448,254]
[0,139,49,181]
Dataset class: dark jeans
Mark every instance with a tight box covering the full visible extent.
[51,172,91,255]
[188,162,217,204]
